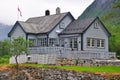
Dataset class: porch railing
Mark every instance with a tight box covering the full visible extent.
[28,47,116,59]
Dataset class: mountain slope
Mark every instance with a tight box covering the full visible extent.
[78,0,120,26]
[78,0,120,55]
[0,23,12,40]
[78,0,118,19]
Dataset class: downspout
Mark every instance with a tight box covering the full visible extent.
[26,33,28,40]
[81,33,83,51]
[26,33,29,53]
[9,36,11,42]
[47,33,49,47]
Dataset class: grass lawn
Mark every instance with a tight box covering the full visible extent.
[0,63,120,73]
[55,66,120,73]
[0,55,120,73]
[20,64,120,73]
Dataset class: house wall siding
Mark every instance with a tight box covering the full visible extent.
[37,35,47,38]
[83,19,109,51]
[49,15,73,38]
[78,35,81,51]
[11,25,26,39]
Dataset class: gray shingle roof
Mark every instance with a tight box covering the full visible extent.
[60,18,96,34]
[18,12,68,34]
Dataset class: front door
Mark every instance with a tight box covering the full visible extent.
[69,37,78,50]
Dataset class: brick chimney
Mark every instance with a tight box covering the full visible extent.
[45,10,50,16]
[56,7,61,14]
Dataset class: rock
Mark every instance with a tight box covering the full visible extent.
[0,72,10,80]
[110,75,120,80]
[0,66,119,80]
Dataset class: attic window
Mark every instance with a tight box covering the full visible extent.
[59,22,65,29]
[94,22,99,29]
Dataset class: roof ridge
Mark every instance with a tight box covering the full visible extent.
[60,17,97,35]
[26,12,69,22]
[15,11,71,34]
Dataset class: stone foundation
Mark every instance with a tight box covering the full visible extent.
[56,58,120,66]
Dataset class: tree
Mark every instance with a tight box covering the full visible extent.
[112,1,120,8]
[10,37,30,71]
[0,40,10,56]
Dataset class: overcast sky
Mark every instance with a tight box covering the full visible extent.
[0,0,94,25]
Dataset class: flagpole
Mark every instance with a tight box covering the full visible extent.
[17,0,22,21]
[17,5,19,21]
[17,0,19,21]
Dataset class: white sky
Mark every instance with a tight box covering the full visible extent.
[0,0,94,25]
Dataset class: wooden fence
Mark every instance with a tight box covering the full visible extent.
[10,47,116,64]
[28,47,116,59]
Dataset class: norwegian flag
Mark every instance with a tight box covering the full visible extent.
[17,6,22,17]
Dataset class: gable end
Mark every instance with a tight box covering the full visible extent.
[48,12,75,34]
[83,17,111,37]
[8,21,26,37]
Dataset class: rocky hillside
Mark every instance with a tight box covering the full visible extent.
[0,66,120,80]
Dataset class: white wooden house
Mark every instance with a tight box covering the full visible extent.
[8,8,116,64]
[8,8,74,47]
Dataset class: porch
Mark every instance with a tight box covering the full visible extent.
[28,47,116,59]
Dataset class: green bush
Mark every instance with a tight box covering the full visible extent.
[0,55,10,64]
[117,56,120,59]
[0,40,10,56]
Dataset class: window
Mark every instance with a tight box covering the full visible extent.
[38,39,42,46]
[38,38,47,47]
[60,39,64,47]
[70,38,78,49]
[49,38,57,46]
[94,22,99,29]
[87,38,90,47]
[87,38,105,48]
[91,39,95,47]
[97,40,100,47]
[59,22,65,29]
[70,39,72,48]
[74,38,78,48]
[97,39,105,48]
[101,40,105,48]
[29,39,36,47]
[87,38,95,47]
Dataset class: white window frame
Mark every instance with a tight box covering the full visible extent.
[70,37,78,49]
[60,38,64,47]
[94,22,99,29]
[38,38,47,47]
[97,39,105,48]
[49,38,57,46]
[87,38,95,47]
[87,38,105,48]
